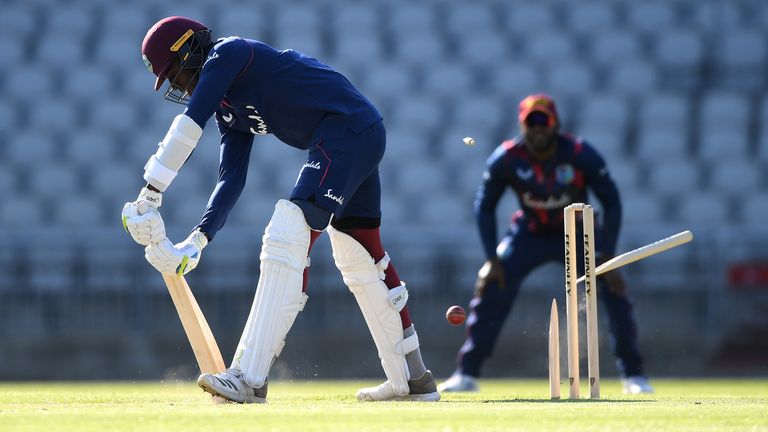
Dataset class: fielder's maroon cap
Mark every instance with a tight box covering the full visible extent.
[141,16,208,91]
[518,93,559,128]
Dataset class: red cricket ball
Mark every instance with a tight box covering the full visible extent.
[446,305,466,326]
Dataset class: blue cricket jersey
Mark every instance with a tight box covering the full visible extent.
[475,134,622,260]
[177,37,382,239]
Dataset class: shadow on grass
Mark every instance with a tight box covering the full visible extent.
[438,399,654,403]
[482,398,655,403]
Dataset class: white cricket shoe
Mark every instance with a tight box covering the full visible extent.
[622,376,654,394]
[357,370,440,401]
[197,368,267,403]
[437,373,479,393]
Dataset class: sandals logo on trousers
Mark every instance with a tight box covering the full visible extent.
[324,189,344,205]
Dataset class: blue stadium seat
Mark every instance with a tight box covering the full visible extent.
[0,164,17,196]
[697,127,749,162]
[55,196,104,227]
[451,95,505,133]
[741,193,768,225]
[619,193,666,226]
[397,160,446,194]
[102,5,152,35]
[607,60,659,97]
[46,8,93,39]
[677,193,732,227]
[63,66,114,102]
[389,95,445,135]
[444,4,496,37]
[334,4,378,32]
[708,161,761,196]
[524,33,576,63]
[544,61,595,98]
[28,98,80,134]
[274,28,325,58]
[605,158,642,194]
[489,61,542,98]
[333,31,383,66]
[362,63,415,103]
[579,94,630,134]
[634,126,688,162]
[421,61,474,99]
[30,163,80,199]
[394,30,446,66]
[382,128,431,164]
[626,2,675,36]
[389,4,435,32]
[217,8,266,39]
[0,196,44,227]
[589,30,642,68]
[575,127,626,162]
[275,3,323,31]
[505,4,556,34]
[0,100,19,133]
[646,161,700,196]
[565,2,616,36]
[714,30,767,90]
[653,29,704,89]
[65,130,118,165]
[6,132,58,165]
[4,67,55,100]
[691,1,746,31]
[699,92,750,131]
[456,31,509,68]
[87,100,142,135]
[95,35,142,69]
[638,94,690,130]
[420,194,473,226]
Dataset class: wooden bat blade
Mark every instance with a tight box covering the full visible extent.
[576,230,693,283]
[161,274,226,374]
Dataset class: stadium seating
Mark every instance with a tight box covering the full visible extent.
[0,0,764,297]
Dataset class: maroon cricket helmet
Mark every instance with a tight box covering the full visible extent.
[141,16,209,91]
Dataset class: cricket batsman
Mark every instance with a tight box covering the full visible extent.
[438,94,653,395]
[121,16,439,403]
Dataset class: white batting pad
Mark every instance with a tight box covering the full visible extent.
[232,200,310,388]
[327,227,415,396]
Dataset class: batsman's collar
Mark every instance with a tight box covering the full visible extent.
[519,93,558,126]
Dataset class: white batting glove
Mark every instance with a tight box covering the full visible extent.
[122,187,165,245]
[145,229,208,275]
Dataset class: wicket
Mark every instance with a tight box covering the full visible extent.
[554,203,600,399]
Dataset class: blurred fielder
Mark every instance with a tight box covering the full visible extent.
[121,16,439,403]
[439,94,653,395]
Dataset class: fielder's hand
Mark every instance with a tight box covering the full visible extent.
[475,258,505,297]
[145,229,208,275]
[122,187,165,245]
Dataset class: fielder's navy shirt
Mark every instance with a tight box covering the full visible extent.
[475,134,622,260]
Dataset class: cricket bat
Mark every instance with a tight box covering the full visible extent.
[161,274,226,374]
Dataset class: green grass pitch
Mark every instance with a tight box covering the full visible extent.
[1,379,766,431]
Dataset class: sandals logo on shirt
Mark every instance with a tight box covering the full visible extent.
[246,105,270,135]
[556,164,575,184]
